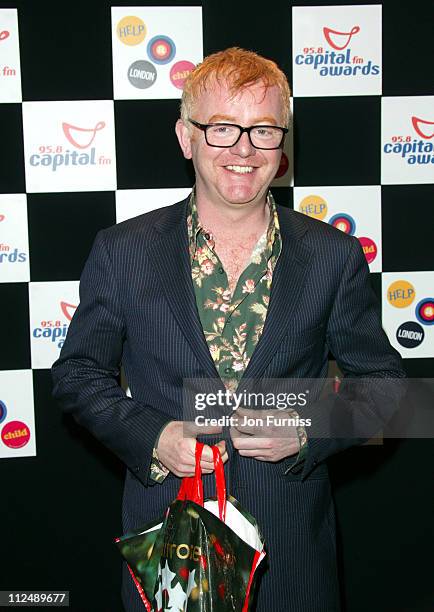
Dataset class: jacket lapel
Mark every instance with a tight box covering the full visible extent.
[146,199,312,383]
[146,198,221,380]
[240,206,313,382]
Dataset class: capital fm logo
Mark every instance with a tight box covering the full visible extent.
[0,239,27,265]
[32,300,77,350]
[28,118,111,173]
[322,26,360,50]
[295,21,379,78]
[0,26,17,80]
[0,213,27,266]
[116,15,195,90]
[383,114,434,166]
[411,117,434,140]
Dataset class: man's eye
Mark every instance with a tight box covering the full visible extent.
[254,127,273,138]
[210,125,235,135]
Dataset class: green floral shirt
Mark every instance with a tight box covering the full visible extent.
[150,191,307,482]
[188,191,281,392]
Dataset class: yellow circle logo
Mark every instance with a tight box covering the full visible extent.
[298,195,328,220]
[117,16,146,46]
[387,280,416,308]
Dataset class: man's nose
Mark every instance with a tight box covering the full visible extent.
[230,131,256,158]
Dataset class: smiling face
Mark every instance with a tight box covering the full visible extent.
[176,80,284,214]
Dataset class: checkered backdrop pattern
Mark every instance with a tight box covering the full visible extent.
[0,1,433,611]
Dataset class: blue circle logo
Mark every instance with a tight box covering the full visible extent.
[0,400,7,424]
[147,35,176,65]
[415,298,434,326]
[328,213,356,235]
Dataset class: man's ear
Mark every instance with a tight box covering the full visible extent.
[175,119,193,159]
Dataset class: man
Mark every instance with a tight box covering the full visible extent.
[52,48,405,611]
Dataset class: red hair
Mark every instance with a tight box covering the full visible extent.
[180,47,291,127]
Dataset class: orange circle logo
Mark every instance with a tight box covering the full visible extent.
[117,16,146,46]
[387,280,416,308]
[298,195,327,220]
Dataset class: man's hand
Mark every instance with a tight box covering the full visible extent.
[230,407,300,462]
[157,421,228,477]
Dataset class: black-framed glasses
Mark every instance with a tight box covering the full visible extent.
[189,119,288,150]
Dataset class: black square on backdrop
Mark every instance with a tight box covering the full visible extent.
[0,104,25,193]
[115,100,194,189]
[271,187,293,209]
[382,184,434,272]
[0,369,124,608]
[27,192,116,282]
[202,0,292,86]
[16,2,113,101]
[293,97,381,186]
[383,0,434,97]
[0,283,30,370]
[369,272,382,304]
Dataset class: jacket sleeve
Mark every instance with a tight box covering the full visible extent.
[51,230,172,487]
[293,237,407,480]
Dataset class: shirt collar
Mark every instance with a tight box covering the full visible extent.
[187,187,280,261]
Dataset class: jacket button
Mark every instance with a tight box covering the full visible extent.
[134,466,140,472]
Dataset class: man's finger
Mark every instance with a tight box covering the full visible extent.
[215,440,226,453]
[200,443,215,462]
[232,409,260,435]
[185,422,223,436]
[215,440,228,464]
[232,436,273,450]
[239,450,270,459]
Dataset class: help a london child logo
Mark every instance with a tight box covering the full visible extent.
[386,278,434,352]
[1,416,31,450]
[117,16,194,90]
[23,101,116,193]
[292,5,381,96]
[296,187,381,270]
[112,7,202,99]
[0,370,35,458]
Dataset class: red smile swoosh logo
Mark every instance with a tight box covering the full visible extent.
[62,120,106,149]
[60,301,77,321]
[323,25,360,50]
[411,116,434,139]
[0,31,10,42]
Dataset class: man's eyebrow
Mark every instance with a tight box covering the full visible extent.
[207,114,279,125]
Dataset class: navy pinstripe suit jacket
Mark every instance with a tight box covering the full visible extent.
[52,197,405,611]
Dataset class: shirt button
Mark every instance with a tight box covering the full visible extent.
[218,267,224,274]
[224,367,231,374]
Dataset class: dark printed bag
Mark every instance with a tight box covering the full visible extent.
[115,442,266,611]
